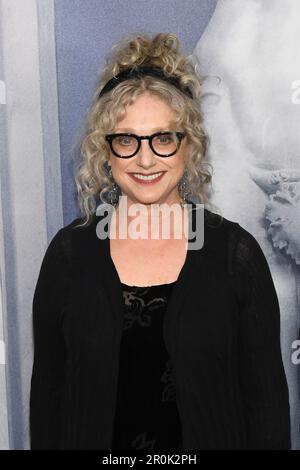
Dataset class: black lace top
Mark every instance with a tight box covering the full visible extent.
[111,280,182,451]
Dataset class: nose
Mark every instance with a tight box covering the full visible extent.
[135,138,157,168]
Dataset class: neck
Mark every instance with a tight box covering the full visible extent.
[111,197,188,240]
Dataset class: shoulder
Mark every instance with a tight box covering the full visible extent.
[53,214,104,266]
[57,214,97,238]
[201,207,266,277]
[203,207,259,248]
[201,206,239,252]
[44,215,97,263]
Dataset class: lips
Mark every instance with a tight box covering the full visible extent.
[128,171,166,185]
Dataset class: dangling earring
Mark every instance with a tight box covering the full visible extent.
[178,168,190,207]
[101,163,121,207]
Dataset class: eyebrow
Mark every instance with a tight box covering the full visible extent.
[114,120,180,133]
[114,126,173,133]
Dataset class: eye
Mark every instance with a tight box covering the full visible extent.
[115,136,135,146]
[154,133,174,145]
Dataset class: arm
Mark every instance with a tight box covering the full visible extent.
[29,228,70,449]
[235,224,291,449]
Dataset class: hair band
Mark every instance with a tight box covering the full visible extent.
[98,65,193,99]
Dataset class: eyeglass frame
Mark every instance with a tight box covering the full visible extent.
[105,131,186,158]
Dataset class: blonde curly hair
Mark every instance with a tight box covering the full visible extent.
[72,32,220,227]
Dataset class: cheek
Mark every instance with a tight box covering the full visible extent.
[173,155,186,176]
[110,161,127,179]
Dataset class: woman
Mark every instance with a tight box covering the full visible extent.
[29,32,291,450]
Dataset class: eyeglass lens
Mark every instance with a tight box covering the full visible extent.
[111,132,180,157]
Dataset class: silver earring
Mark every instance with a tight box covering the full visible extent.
[178,169,190,206]
[102,164,120,207]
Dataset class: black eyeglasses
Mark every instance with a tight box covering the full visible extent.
[105,131,186,158]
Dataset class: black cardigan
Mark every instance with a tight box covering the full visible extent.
[29,202,291,449]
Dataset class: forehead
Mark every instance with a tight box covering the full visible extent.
[115,93,179,132]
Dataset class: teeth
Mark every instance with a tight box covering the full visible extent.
[132,172,163,181]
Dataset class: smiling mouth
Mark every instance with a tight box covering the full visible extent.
[128,171,166,183]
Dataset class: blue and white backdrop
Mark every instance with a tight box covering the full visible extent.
[0,0,299,449]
